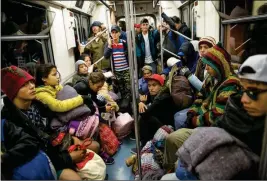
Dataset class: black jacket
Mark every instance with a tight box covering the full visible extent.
[178,23,191,38]
[216,94,265,156]
[141,87,177,126]
[73,78,106,112]
[1,119,40,179]
[1,97,74,171]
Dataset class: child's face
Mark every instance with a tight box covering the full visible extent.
[78,64,88,75]
[84,56,91,67]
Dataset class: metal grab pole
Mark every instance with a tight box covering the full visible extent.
[84,29,108,47]
[259,115,267,179]
[92,56,105,66]
[159,4,164,71]
[162,48,180,59]
[129,0,139,99]
[124,0,142,179]
[104,6,114,73]
[161,24,193,41]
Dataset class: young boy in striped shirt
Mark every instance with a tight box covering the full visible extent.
[104,25,131,102]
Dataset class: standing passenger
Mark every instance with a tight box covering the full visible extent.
[83,21,110,70]
[104,25,131,103]
[136,18,160,75]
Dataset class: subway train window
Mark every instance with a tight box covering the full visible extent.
[222,1,267,63]
[1,0,55,68]
[1,0,55,36]
[1,40,44,69]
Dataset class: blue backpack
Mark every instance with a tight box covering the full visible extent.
[1,119,57,180]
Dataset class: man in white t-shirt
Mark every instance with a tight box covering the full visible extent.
[136,18,160,77]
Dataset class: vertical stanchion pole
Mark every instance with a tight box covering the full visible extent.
[129,0,139,98]
[124,0,142,179]
[104,4,114,73]
[259,115,267,179]
[159,3,164,72]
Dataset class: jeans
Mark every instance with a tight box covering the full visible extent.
[176,160,198,180]
[174,108,190,130]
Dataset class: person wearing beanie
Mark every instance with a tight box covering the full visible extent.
[163,43,242,171]
[72,60,89,85]
[131,74,178,153]
[138,65,153,95]
[1,66,86,180]
[174,55,267,180]
[83,21,110,70]
[195,36,216,81]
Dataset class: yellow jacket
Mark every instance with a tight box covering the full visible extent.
[98,82,119,111]
[35,85,83,112]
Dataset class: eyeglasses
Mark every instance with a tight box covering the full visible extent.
[241,88,267,101]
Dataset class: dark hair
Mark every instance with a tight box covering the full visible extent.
[35,64,58,86]
[171,16,181,24]
[118,21,126,32]
[258,3,267,15]
[89,72,105,84]
[80,53,91,61]
[140,18,149,24]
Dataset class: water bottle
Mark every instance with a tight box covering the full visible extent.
[188,74,203,91]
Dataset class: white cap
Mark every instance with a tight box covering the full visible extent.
[167,57,181,67]
[238,54,267,83]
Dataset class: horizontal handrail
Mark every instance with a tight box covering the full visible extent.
[161,24,193,41]
[222,14,267,25]
[1,35,49,41]
[162,48,180,59]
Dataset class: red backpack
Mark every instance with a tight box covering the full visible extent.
[99,122,120,156]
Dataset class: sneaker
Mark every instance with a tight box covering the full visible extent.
[100,151,115,165]
[129,132,136,141]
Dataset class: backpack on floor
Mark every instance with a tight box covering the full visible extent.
[99,122,120,156]
[112,112,134,140]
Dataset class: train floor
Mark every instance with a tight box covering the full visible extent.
[106,136,136,180]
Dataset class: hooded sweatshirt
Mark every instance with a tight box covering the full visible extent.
[35,85,83,112]
[188,43,241,127]
[178,41,199,73]
[216,94,265,156]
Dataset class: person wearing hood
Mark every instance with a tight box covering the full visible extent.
[173,55,267,180]
[161,41,198,79]
[83,21,110,70]
[216,54,267,157]
[194,36,217,81]
[72,60,89,85]
[163,43,242,171]
[161,12,186,65]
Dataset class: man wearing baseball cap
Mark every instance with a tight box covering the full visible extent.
[104,25,131,106]
[174,55,267,179]
[131,74,177,153]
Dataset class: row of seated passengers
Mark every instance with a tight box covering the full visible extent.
[1,63,124,179]
[128,47,267,179]
[1,36,266,179]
